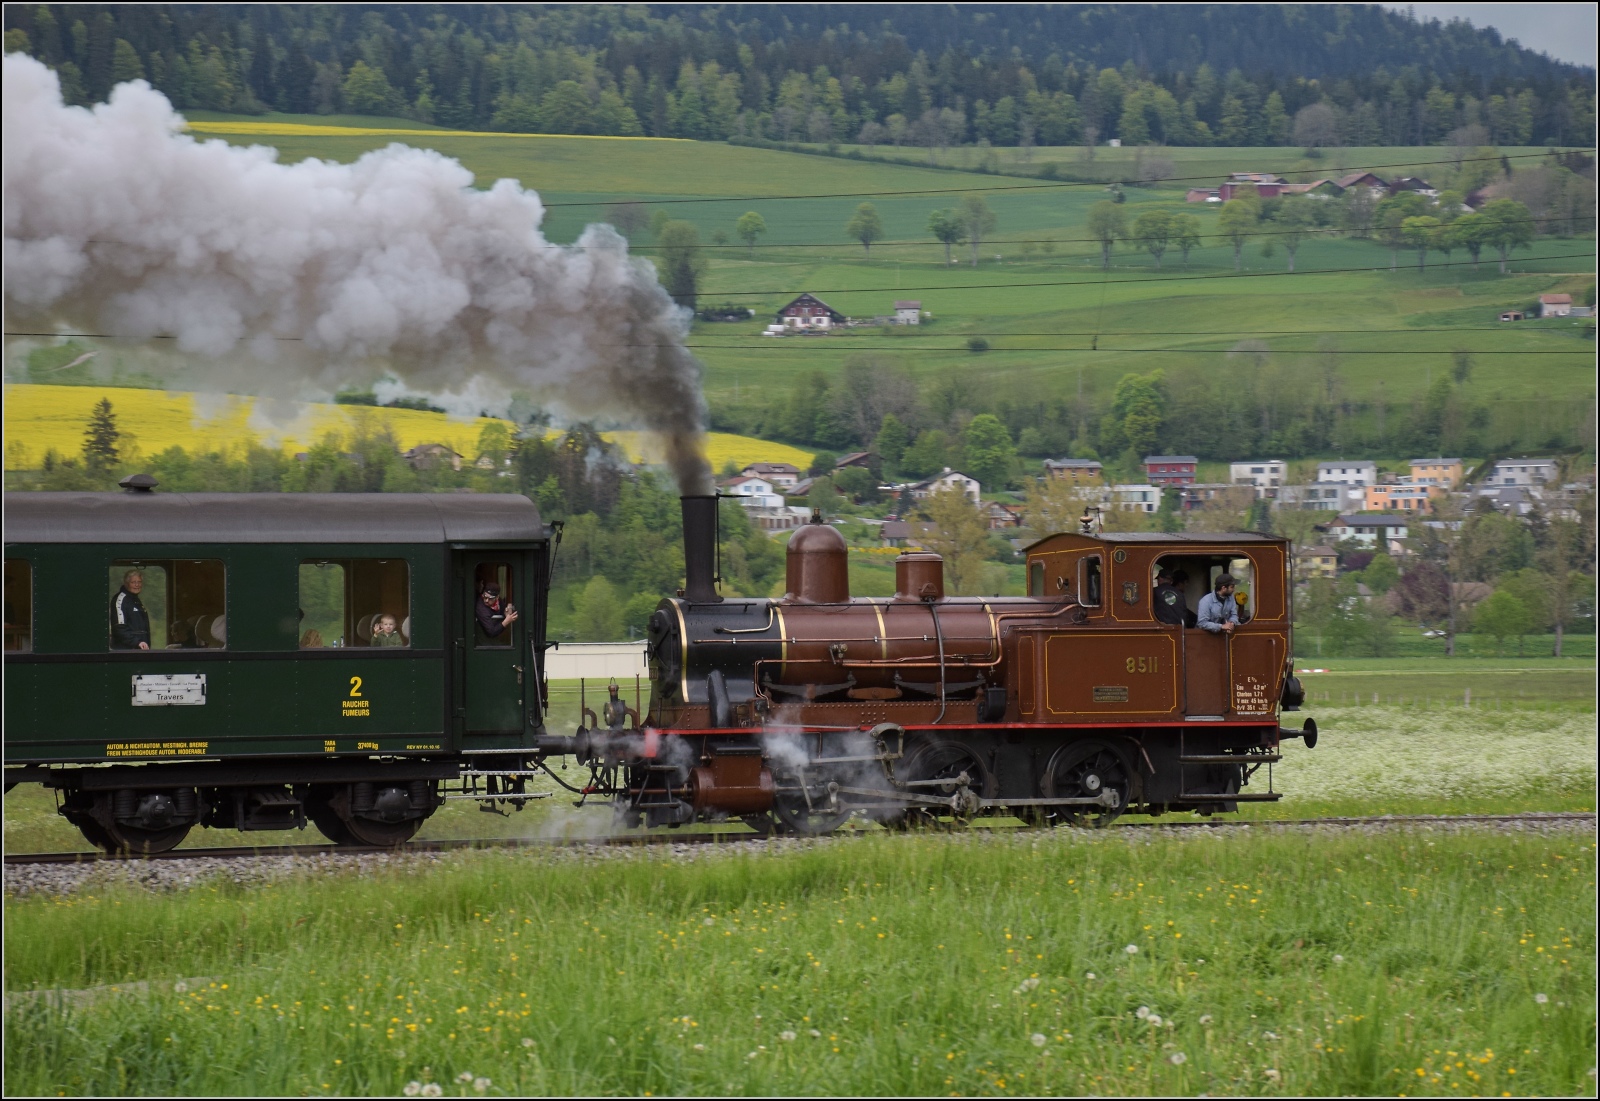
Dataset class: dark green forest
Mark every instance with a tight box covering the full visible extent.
[4,4,1593,146]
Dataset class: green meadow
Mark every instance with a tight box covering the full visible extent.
[5,827,1593,1097]
[176,115,1596,451]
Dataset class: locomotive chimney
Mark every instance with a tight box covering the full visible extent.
[680,495,723,603]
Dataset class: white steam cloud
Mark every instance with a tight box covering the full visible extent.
[1,54,712,493]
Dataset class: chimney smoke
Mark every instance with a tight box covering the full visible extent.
[2,55,714,496]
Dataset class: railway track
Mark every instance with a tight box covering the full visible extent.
[6,811,1593,867]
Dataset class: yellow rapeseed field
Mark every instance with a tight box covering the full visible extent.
[2,384,811,473]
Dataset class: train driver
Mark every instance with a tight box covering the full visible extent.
[475,583,519,643]
[111,569,152,650]
[1196,573,1240,635]
[1152,569,1188,626]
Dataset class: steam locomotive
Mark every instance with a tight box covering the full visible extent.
[3,485,1315,852]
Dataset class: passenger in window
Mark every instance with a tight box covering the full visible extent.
[111,569,152,650]
[475,583,518,643]
[372,613,404,647]
[169,618,203,649]
[300,628,325,648]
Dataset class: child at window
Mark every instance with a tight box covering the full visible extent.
[372,614,404,647]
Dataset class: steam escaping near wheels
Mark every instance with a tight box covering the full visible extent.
[1,54,712,495]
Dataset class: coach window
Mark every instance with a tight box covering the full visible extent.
[473,561,516,648]
[299,559,410,648]
[1079,555,1103,608]
[1226,557,1255,622]
[109,560,227,650]
[5,559,31,653]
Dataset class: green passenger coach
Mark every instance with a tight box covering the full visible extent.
[3,479,555,851]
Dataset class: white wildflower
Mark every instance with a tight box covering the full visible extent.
[1166,1019,1177,1029]
[747,1051,759,1060]
[692,1044,706,1052]
[456,1072,475,1084]
[1148,1014,1163,1027]
[520,1038,535,1048]
[1136,1006,1151,1019]
[1125,944,1139,954]
[1014,977,1041,994]
[704,917,715,926]
[1031,1033,1047,1048]
[1263,1030,1279,1040]
[1535,993,1549,1004]
[1332,954,1345,963]
[1263,1068,1281,1081]
[173,981,188,994]
[472,1078,490,1094]
[403,1084,421,1097]
[1199,1015,1214,1025]
[1085,972,1096,981]
[809,1029,822,1038]
[421,1086,444,1098]
[780,1030,797,1042]
[1170,1052,1188,1066]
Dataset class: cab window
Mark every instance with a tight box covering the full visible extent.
[299,559,410,648]
[109,560,226,650]
[1079,555,1103,607]
[5,558,31,653]
[1028,561,1045,598]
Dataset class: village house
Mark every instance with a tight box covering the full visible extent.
[1218,172,1287,200]
[1327,513,1410,552]
[1499,310,1525,322]
[1184,188,1221,203]
[894,300,922,325]
[1363,482,1440,513]
[1387,176,1438,197]
[905,468,981,504]
[776,293,846,331]
[835,451,878,471]
[1043,458,1104,485]
[1180,483,1256,512]
[1334,171,1388,195]
[719,474,785,509]
[984,501,1025,530]
[1539,293,1573,318]
[1275,482,1349,510]
[1230,460,1286,498]
[403,443,463,472]
[1294,545,1339,581]
[740,461,802,489]
[1109,483,1161,514]
[879,519,939,549]
[1316,460,1377,486]
[1142,454,1198,486]
[1467,484,1538,518]
[1489,457,1558,487]
[1280,178,1343,199]
[1409,458,1464,489]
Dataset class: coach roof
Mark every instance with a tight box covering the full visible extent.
[5,490,547,545]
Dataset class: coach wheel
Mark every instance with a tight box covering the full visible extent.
[306,789,358,845]
[101,820,193,855]
[340,814,425,847]
[311,785,430,847]
[1041,740,1134,829]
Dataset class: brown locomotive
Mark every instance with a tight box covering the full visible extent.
[545,496,1316,832]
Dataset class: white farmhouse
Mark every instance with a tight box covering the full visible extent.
[1230,460,1286,498]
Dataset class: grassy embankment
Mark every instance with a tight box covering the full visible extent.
[5,659,1591,854]
[46,117,1594,458]
[4,826,1593,1097]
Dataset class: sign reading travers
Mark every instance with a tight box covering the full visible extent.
[130,674,207,706]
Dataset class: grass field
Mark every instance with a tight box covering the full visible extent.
[0,383,812,473]
[4,827,1593,1096]
[18,114,1593,456]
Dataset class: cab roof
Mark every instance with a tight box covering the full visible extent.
[1022,530,1288,554]
[4,491,547,545]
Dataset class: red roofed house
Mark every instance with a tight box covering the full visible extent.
[1335,171,1388,193]
[778,293,846,331]
[1539,293,1573,318]
[1218,173,1287,200]
[1143,454,1197,486]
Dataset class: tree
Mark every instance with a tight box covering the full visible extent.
[958,196,997,267]
[918,486,990,596]
[735,211,767,256]
[1537,518,1584,656]
[655,220,707,308]
[1375,192,1427,269]
[604,201,649,239]
[1401,215,1443,270]
[1292,102,1340,154]
[927,208,966,265]
[1131,209,1174,269]
[807,474,844,518]
[1451,212,1487,268]
[341,60,399,116]
[1276,197,1317,272]
[961,414,1016,491]
[1086,200,1126,270]
[1473,590,1532,655]
[477,422,512,468]
[873,413,910,474]
[1478,198,1534,274]
[111,38,144,85]
[1173,213,1202,268]
[1108,370,1165,458]
[1360,549,1400,594]
[1217,199,1258,271]
[83,397,120,473]
[573,575,623,641]
[1021,474,1101,544]
[845,202,884,256]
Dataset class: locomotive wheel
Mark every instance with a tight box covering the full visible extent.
[891,740,993,828]
[1041,740,1134,828]
[771,788,851,835]
[740,812,776,836]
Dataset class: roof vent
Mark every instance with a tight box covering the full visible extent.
[119,473,159,494]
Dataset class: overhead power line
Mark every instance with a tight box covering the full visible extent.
[541,149,1596,208]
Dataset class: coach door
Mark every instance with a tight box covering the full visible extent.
[458,552,531,739]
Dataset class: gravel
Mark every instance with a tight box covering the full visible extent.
[5,814,1593,899]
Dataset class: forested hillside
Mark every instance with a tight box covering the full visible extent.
[3,3,1593,148]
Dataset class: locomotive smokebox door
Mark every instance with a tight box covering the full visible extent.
[459,551,533,743]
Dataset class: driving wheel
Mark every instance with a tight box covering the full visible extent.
[1041,740,1134,828]
[890,740,992,828]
